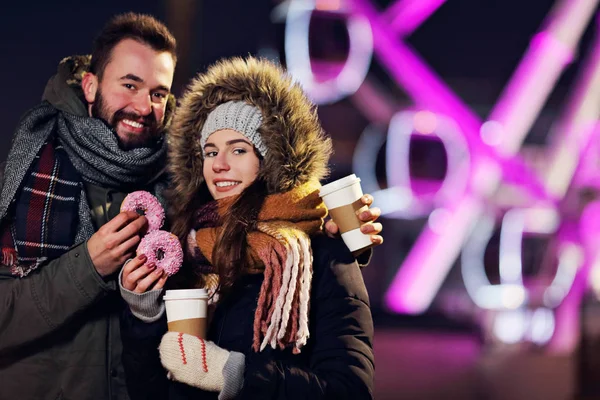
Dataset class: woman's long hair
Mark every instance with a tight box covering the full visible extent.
[166,178,267,296]
[165,182,212,290]
[211,179,266,297]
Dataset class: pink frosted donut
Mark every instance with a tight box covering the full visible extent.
[121,191,165,232]
[137,230,183,276]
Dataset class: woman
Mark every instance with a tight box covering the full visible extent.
[120,57,376,399]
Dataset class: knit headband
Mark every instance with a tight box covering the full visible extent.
[200,101,267,157]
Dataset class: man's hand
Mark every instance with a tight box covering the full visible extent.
[87,211,148,277]
[121,253,168,293]
[324,194,383,246]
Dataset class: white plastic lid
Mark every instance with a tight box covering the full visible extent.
[163,288,208,300]
[319,174,361,198]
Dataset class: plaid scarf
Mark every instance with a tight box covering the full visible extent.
[1,137,81,277]
[186,181,326,353]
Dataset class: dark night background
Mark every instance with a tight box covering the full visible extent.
[2,0,592,164]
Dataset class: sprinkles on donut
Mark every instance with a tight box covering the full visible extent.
[137,230,183,276]
[121,191,165,232]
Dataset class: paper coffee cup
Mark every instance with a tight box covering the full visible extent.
[163,289,208,338]
[319,174,373,253]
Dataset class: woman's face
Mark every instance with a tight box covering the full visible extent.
[202,129,261,200]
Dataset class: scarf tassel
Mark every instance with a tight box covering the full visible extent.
[258,231,312,353]
[2,247,17,267]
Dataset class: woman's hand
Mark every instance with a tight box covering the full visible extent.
[121,253,168,293]
[324,194,383,246]
[159,332,239,392]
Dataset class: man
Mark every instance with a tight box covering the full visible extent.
[0,11,382,400]
[0,13,177,400]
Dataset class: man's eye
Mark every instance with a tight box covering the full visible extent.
[124,83,136,90]
[153,92,167,100]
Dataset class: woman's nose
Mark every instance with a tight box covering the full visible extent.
[212,152,230,172]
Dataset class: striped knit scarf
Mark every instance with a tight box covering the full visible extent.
[186,181,326,353]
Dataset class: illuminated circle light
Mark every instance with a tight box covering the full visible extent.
[462,207,575,314]
[352,112,470,220]
[386,110,470,217]
[351,124,416,217]
[543,243,581,308]
[285,0,374,104]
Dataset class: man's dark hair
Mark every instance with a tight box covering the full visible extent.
[90,12,177,79]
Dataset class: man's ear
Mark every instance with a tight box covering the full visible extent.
[81,72,98,104]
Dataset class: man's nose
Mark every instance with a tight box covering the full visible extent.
[132,92,152,116]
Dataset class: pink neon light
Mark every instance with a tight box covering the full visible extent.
[350,0,480,134]
[383,0,447,37]
[347,0,596,314]
[490,32,575,156]
[346,0,521,313]
[546,20,600,352]
[349,0,547,187]
[546,18,600,197]
[388,196,482,313]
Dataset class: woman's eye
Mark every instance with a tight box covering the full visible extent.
[204,151,217,158]
[233,148,247,155]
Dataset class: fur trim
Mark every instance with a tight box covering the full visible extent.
[167,57,332,220]
[61,55,92,88]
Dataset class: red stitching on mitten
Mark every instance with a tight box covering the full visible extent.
[178,333,187,365]
[199,338,208,373]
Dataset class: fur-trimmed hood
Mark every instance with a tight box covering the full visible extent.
[167,57,332,209]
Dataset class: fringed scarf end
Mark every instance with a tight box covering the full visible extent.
[9,256,47,278]
[2,247,17,267]
[254,231,313,354]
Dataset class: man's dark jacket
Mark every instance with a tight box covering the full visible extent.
[0,56,170,400]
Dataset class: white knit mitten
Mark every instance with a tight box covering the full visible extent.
[159,332,230,392]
